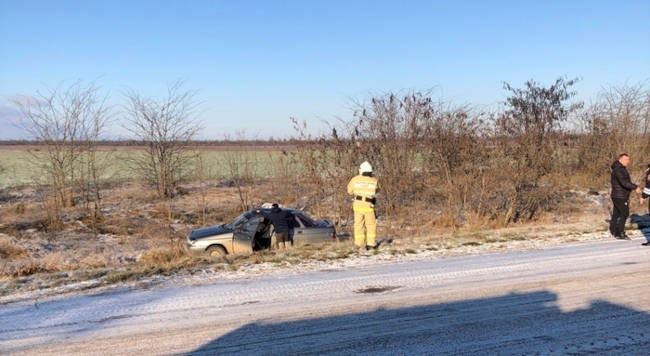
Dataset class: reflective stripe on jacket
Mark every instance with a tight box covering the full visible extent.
[347,175,378,199]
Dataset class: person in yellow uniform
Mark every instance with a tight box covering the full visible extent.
[347,161,379,250]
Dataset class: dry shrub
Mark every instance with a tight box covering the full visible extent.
[105,269,142,284]
[575,83,650,182]
[111,182,159,203]
[0,201,49,233]
[141,223,174,241]
[11,202,26,215]
[138,245,201,271]
[149,201,171,220]
[292,91,492,231]
[0,235,27,259]
[41,252,80,271]
[290,78,625,235]
[80,253,108,268]
[6,259,60,277]
[15,262,49,276]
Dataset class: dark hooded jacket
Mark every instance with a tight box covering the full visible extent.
[610,160,637,199]
[263,207,293,233]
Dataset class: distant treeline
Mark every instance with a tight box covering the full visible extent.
[0,133,592,147]
[0,139,301,147]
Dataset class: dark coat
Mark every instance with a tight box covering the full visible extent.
[263,207,293,233]
[610,160,637,200]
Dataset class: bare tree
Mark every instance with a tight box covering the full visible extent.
[195,152,208,226]
[123,81,202,199]
[79,103,112,232]
[13,81,111,229]
[222,132,257,212]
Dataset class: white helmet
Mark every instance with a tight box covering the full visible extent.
[359,161,373,174]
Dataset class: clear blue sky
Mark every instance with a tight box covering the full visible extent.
[1,0,649,139]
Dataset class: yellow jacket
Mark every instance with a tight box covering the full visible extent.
[347,174,379,200]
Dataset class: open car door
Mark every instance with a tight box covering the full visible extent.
[231,215,261,254]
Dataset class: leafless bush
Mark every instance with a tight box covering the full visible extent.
[195,152,209,225]
[494,77,583,224]
[576,83,650,181]
[293,79,589,233]
[123,81,202,199]
[222,132,258,211]
[292,91,490,231]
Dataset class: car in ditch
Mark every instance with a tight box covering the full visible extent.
[185,208,337,256]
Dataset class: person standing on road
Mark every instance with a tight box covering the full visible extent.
[610,153,642,240]
[264,203,293,250]
[347,161,379,250]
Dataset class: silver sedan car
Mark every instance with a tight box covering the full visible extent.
[185,208,337,256]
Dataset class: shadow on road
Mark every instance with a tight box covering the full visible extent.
[187,291,650,355]
[630,214,650,243]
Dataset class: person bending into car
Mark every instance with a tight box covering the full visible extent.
[263,203,293,250]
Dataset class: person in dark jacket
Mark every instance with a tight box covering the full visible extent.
[610,154,642,240]
[263,203,294,250]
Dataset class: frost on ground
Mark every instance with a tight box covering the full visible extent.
[2,215,646,305]
[2,182,649,305]
[2,235,650,356]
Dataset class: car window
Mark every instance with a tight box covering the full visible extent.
[241,216,262,233]
[296,213,315,227]
[290,215,303,228]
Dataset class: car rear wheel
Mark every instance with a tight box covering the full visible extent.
[206,245,227,257]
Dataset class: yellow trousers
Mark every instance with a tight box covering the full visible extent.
[353,203,376,247]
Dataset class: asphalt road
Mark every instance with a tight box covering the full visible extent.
[2,238,650,355]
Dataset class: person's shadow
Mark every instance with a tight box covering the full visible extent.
[630,213,650,243]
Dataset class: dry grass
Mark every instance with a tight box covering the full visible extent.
[0,215,617,299]
[139,246,195,271]
[0,235,27,259]
[79,254,109,269]
[9,260,59,277]
[0,166,627,298]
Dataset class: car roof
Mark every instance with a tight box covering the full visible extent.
[248,207,302,213]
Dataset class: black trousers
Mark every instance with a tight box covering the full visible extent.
[610,198,630,237]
